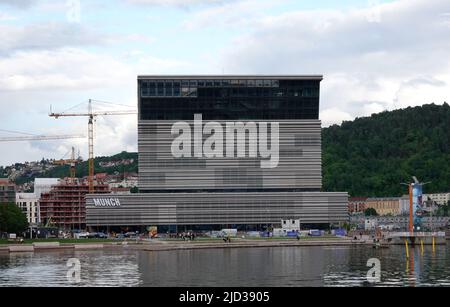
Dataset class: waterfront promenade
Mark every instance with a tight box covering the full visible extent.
[0,237,371,254]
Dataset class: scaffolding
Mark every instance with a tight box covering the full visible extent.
[39,179,110,230]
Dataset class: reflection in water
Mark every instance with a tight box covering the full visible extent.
[1,245,450,287]
[0,249,141,287]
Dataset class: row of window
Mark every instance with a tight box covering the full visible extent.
[141,87,319,98]
[141,79,282,88]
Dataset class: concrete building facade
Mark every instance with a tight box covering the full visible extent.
[16,193,40,224]
[365,197,401,216]
[348,197,367,214]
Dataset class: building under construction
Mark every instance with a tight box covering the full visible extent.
[40,180,110,230]
[0,179,16,203]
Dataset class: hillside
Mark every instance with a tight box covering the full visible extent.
[322,103,450,197]
[6,151,138,186]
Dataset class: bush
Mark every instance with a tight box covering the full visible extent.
[0,203,29,234]
[364,208,379,216]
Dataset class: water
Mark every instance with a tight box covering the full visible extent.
[1,245,449,287]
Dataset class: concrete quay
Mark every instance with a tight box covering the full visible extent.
[0,238,371,253]
[135,238,372,252]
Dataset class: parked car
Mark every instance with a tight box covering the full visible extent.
[96,232,108,239]
[87,232,100,239]
[114,234,125,240]
[125,232,138,238]
[75,232,89,239]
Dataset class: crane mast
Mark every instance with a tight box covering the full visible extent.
[88,100,94,193]
[53,146,81,183]
[49,99,137,193]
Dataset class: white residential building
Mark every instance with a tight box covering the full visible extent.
[16,193,40,224]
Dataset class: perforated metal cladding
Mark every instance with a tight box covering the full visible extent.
[86,192,348,226]
[138,120,322,191]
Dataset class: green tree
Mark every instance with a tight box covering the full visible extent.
[323,103,450,197]
[364,208,379,216]
[0,203,29,234]
[436,203,450,217]
[130,186,139,193]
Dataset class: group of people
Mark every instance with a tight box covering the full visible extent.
[223,236,232,243]
[179,232,196,241]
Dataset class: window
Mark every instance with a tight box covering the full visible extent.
[157,82,164,96]
[181,87,190,96]
[165,81,173,96]
[140,78,320,120]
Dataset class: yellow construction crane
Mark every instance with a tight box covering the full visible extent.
[49,99,137,193]
[53,146,82,182]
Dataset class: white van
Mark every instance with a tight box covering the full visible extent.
[221,229,238,237]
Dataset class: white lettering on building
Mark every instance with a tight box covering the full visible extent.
[93,198,121,207]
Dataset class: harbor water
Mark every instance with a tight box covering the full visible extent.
[0,245,449,287]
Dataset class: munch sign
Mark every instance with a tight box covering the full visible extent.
[93,198,121,207]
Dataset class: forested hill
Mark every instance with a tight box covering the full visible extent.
[322,103,450,197]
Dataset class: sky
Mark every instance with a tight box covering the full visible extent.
[0,0,449,166]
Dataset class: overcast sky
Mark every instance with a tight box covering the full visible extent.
[0,0,449,166]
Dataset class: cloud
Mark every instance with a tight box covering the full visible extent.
[218,0,450,125]
[0,0,36,9]
[0,12,17,21]
[125,0,231,7]
[182,0,278,30]
[0,48,135,91]
[0,45,191,165]
[0,22,113,54]
[320,107,353,127]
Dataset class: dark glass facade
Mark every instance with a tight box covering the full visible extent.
[139,77,321,120]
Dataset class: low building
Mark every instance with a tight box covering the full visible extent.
[351,215,449,231]
[423,193,450,206]
[366,197,401,216]
[16,193,40,224]
[0,178,16,203]
[348,197,367,214]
